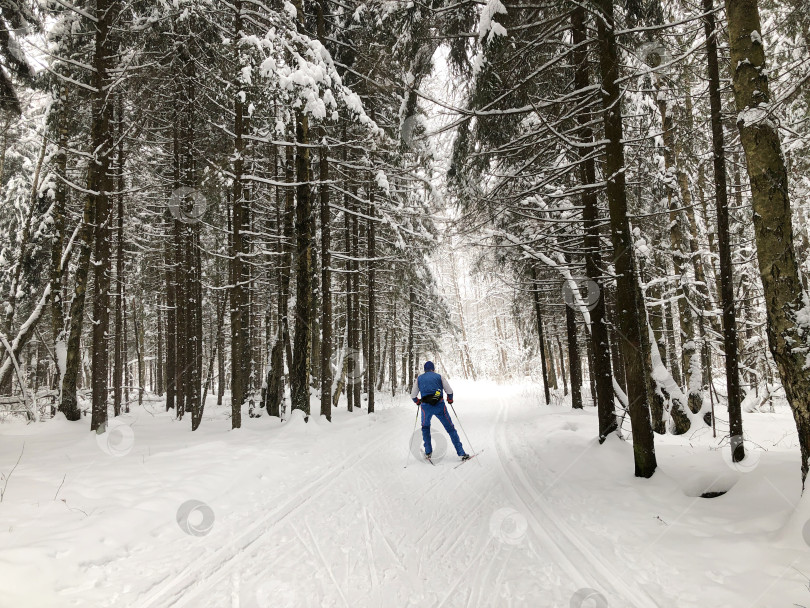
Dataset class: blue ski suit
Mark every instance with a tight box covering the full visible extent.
[411,371,465,456]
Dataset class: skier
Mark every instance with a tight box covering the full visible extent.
[411,361,470,462]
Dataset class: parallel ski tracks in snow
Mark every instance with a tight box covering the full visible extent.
[493,399,659,608]
[136,399,660,608]
[134,422,401,608]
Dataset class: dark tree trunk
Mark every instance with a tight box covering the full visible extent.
[573,3,615,436]
[546,333,558,391]
[89,0,118,431]
[351,189,361,410]
[165,204,177,412]
[597,0,656,477]
[291,112,313,416]
[122,285,129,411]
[59,197,93,421]
[266,147,292,418]
[377,328,388,392]
[113,95,125,418]
[217,292,225,406]
[725,0,810,483]
[174,217,186,418]
[529,266,551,405]
[556,334,568,396]
[161,98,183,418]
[407,286,415,387]
[565,298,583,409]
[367,181,376,414]
[344,182,354,412]
[704,0,744,461]
[132,298,144,406]
[50,84,68,394]
[319,133,332,420]
[156,296,164,396]
[229,2,247,429]
[391,299,397,396]
[656,87,700,414]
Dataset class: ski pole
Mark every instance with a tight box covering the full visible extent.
[449,402,477,456]
[403,405,420,468]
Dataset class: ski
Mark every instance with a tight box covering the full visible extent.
[453,449,483,469]
[424,453,436,466]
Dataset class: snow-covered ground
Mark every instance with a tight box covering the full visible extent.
[1,380,808,607]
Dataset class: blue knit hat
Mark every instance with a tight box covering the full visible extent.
[424,361,435,372]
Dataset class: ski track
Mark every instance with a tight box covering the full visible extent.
[134,420,403,608]
[494,397,659,608]
[130,395,664,608]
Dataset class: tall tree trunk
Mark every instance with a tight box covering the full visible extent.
[597,0,656,477]
[574,0,615,436]
[546,334,558,391]
[556,334,568,396]
[113,95,125,418]
[319,129,332,420]
[122,285,129,411]
[704,0,744,460]
[344,192,354,411]
[291,111,313,416]
[351,188,361,410]
[229,0,246,428]
[156,295,164,396]
[89,0,118,432]
[165,203,177,412]
[530,266,551,404]
[174,218,187,418]
[565,294,583,409]
[51,85,68,396]
[391,299,397,396]
[725,0,810,482]
[656,89,701,416]
[183,55,203,430]
[407,286,415,386]
[266,146,291,417]
[377,328,388,392]
[367,180,376,414]
[132,298,144,406]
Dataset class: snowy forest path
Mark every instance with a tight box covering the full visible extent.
[128,382,660,608]
[8,381,681,607]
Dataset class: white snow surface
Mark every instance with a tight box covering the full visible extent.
[1,380,809,607]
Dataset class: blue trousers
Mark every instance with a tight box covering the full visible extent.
[421,401,465,456]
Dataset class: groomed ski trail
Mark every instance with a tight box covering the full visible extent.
[127,387,663,608]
